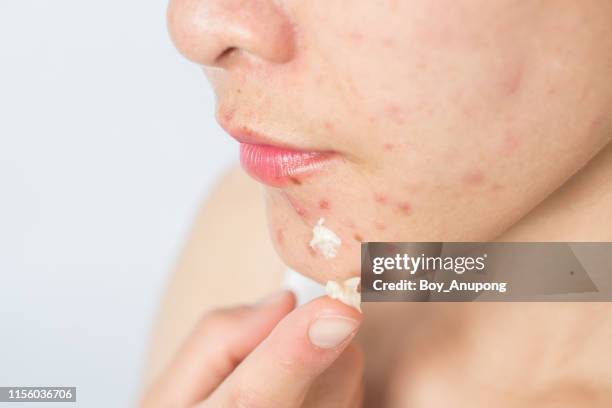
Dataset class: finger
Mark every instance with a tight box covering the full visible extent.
[205,295,363,408]
[142,290,295,407]
[302,344,364,408]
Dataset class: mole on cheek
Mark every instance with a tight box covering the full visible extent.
[289,176,302,186]
[353,233,364,242]
[318,199,330,210]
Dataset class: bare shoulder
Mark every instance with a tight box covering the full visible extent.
[143,166,286,384]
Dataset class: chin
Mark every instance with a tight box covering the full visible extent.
[266,198,362,284]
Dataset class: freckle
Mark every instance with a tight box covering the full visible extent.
[374,222,387,230]
[374,193,388,204]
[463,170,485,186]
[383,143,394,151]
[276,228,284,244]
[237,88,242,94]
[289,177,302,185]
[492,183,504,191]
[397,201,412,215]
[318,199,330,210]
[354,233,364,242]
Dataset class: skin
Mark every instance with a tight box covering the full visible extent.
[142,0,612,406]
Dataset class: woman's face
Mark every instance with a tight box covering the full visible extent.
[168,0,612,283]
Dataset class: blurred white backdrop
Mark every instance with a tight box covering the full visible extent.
[0,1,236,406]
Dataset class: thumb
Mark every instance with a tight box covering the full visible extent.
[142,290,295,407]
[204,295,363,408]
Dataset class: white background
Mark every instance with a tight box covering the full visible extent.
[0,1,236,406]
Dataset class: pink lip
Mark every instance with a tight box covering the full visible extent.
[239,143,333,187]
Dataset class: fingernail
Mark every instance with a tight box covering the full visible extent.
[257,290,291,306]
[308,316,359,349]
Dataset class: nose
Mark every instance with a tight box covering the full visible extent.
[167,0,295,68]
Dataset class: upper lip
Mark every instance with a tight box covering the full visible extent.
[216,106,325,152]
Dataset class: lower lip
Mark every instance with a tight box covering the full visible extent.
[239,143,333,187]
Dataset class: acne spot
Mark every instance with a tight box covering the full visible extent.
[589,115,604,134]
[385,103,406,125]
[501,133,521,155]
[397,201,412,216]
[284,193,307,217]
[382,37,396,48]
[354,233,364,242]
[374,193,389,204]
[502,63,523,96]
[383,143,394,151]
[374,222,387,231]
[463,170,485,186]
[318,199,330,210]
[348,31,364,43]
[289,177,302,186]
[276,228,284,245]
[323,121,334,130]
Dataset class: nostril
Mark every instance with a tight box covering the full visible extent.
[216,46,238,64]
[167,0,295,68]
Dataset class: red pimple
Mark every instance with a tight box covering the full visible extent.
[383,143,394,151]
[318,199,330,210]
[502,63,523,96]
[276,228,284,244]
[323,121,334,130]
[397,201,412,215]
[348,31,364,43]
[463,171,485,186]
[382,37,396,48]
[284,193,307,217]
[385,103,406,125]
[501,133,521,155]
[374,193,388,204]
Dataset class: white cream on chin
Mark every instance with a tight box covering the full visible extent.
[309,218,341,259]
[326,277,361,312]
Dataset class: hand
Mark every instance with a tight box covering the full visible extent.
[141,290,364,407]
